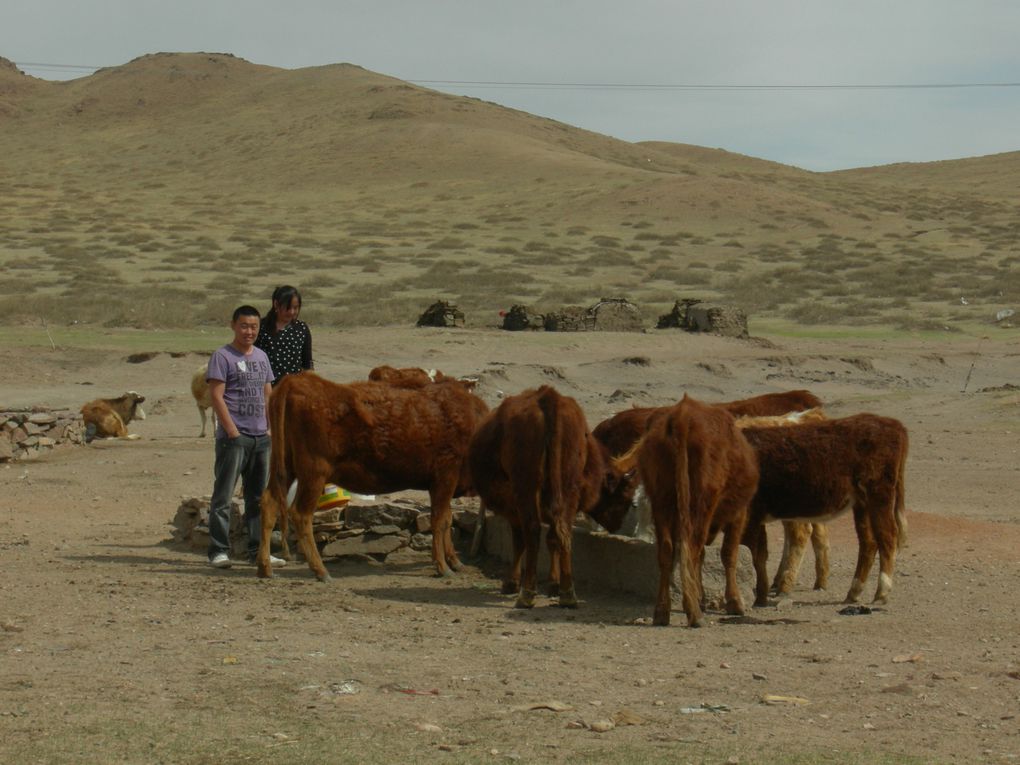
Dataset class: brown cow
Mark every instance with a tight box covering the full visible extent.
[591,391,827,590]
[615,395,759,627]
[81,392,146,443]
[368,365,479,392]
[734,408,829,594]
[467,385,632,609]
[257,372,488,580]
[740,413,909,607]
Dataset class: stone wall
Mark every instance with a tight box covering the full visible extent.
[0,407,86,462]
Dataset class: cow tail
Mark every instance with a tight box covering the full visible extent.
[267,380,291,511]
[674,416,697,601]
[537,387,562,514]
[895,431,909,548]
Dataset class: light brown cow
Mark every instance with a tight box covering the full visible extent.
[190,366,216,437]
[80,392,146,443]
[740,413,909,606]
[257,372,488,580]
[467,385,632,609]
[616,396,760,627]
[591,391,827,590]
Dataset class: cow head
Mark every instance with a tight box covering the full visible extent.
[123,391,146,421]
[587,457,639,534]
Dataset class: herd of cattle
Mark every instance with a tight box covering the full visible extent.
[77,365,909,627]
[244,364,908,628]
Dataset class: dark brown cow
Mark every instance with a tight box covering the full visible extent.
[257,372,488,580]
[740,413,909,606]
[591,391,827,590]
[615,395,759,627]
[467,385,631,609]
[80,391,146,442]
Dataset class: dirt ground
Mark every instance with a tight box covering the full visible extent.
[2,326,1019,764]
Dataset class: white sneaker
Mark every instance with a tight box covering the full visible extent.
[209,552,232,569]
[251,554,287,568]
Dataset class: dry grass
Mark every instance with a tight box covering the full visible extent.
[0,53,1017,332]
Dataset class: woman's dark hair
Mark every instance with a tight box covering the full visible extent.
[267,285,302,325]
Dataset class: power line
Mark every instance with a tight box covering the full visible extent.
[13,60,1020,90]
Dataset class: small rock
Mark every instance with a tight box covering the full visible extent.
[752,672,767,681]
[589,720,615,733]
[414,722,442,733]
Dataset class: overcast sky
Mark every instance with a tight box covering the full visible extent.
[5,1,1019,171]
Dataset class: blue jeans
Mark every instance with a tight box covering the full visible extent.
[208,434,271,561]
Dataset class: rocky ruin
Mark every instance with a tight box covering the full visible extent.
[657,298,749,338]
[416,300,465,328]
[0,407,86,462]
[506,297,644,332]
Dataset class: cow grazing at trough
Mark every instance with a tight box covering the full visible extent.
[257,372,489,580]
[468,385,632,609]
[739,413,909,607]
[615,395,759,627]
[80,392,146,443]
[190,366,216,438]
[591,390,827,590]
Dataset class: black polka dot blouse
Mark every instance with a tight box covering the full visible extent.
[255,318,313,385]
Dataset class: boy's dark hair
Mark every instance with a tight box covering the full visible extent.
[232,305,261,322]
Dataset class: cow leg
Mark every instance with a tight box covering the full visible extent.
[846,512,876,603]
[545,525,561,598]
[515,519,542,609]
[746,523,771,607]
[552,516,578,608]
[679,538,705,627]
[502,524,524,595]
[811,523,830,590]
[198,407,208,438]
[293,478,330,582]
[278,503,292,561]
[869,492,899,604]
[652,523,676,626]
[256,487,281,579]
[429,481,460,577]
[720,524,746,616]
[771,521,808,595]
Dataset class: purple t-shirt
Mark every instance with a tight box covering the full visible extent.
[207,344,274,438]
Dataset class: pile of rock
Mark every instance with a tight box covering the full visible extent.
[504,298,644,332]
[657,298,749,338]
[416,300,465,328]
[168,495,482,562]
[0,408,86,462]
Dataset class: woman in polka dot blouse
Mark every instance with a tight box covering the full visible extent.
[255,285,314,386]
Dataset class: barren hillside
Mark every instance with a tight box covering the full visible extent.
[0,52,1017,332]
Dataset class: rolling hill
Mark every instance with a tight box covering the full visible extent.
[1,52,1017,331]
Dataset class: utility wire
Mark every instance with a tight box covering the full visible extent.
[13,60,1020,90]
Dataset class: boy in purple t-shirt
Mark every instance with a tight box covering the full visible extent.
[206,305,285,569]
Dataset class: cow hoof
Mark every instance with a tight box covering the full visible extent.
[515,591,537,609]
[545,583,560,598]
[501,581,519,595]
[447,559,463,572]
[687,619,704,629]
[872,595,888,606]
[316,572,332,583]
[256,568,273,579]
[437,568,456,579]
[652,609,671,626]
[558,597,578,609]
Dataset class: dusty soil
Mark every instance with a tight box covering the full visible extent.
[2,326,1019,764]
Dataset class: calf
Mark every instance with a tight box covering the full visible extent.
[734,408,829,594]
[80,392,146,443]
[740,413,909,607]
[257,372,488,580]
[468,386,626,609]
[615,396,759,627]
[190,366,216,437]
